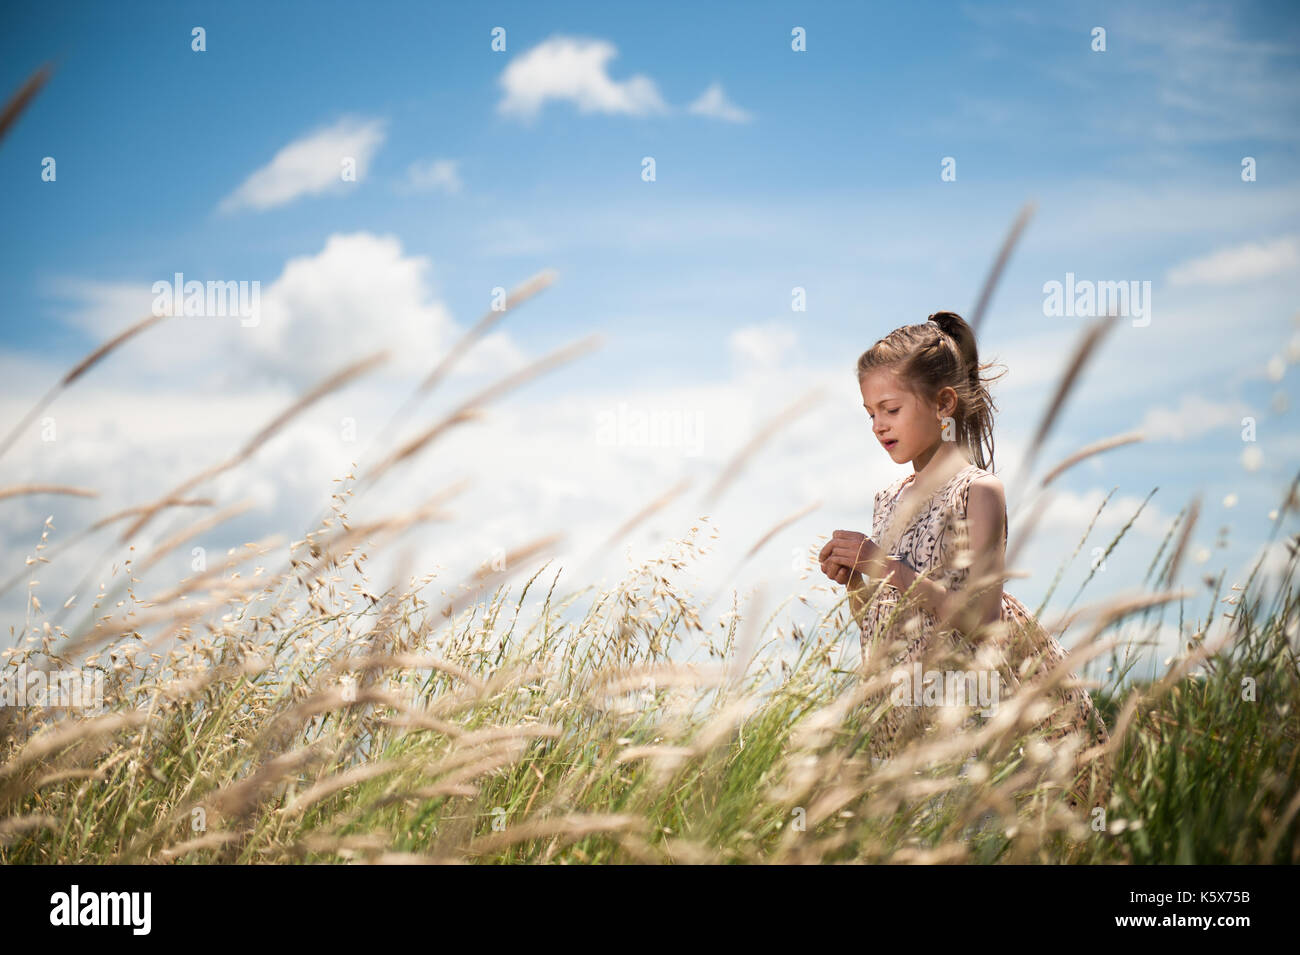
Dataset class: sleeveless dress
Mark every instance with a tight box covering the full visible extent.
[857,461,1111,809]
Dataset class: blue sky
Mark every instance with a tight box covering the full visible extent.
[2,0,1299,681]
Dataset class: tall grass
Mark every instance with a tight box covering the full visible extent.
[2,468,1298,863]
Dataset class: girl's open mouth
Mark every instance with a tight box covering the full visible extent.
[884,440,898,450]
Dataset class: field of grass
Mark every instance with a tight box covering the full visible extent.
[2,463,1298,864]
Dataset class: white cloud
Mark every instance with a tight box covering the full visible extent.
[247,232,528,386]
[1134,393,1253,441]
[250,232,451,381]
[728,321,799,372]
[217,116,387,213]
[686,82,753,123]
[35,233,529,393]
[1166,235,1300,287]
[401,159,462,195]
[496,36,669,121]
[1029,485,1174,542]
[39,277,261,387]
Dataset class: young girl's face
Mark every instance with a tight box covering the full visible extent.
[859,366,948,464]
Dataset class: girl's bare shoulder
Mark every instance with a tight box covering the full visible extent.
[965,472,1007,535]
[968,470,1005,494]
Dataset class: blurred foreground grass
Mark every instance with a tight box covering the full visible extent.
[3,475,1298,864]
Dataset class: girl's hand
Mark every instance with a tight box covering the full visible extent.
[818,530,887,585]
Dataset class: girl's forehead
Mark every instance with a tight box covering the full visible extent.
[860,368,905,394]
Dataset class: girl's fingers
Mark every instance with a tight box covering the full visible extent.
[828,547,867,567]
[824,560,855,586]
[838,543,877,563]
[821,531,877,581]
[824,533,872,564]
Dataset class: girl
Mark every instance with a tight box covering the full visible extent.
[817,311,1111,810]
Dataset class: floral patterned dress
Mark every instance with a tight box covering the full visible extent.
[856,461,1111,808]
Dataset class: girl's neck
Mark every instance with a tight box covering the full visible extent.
[910,443,972,479]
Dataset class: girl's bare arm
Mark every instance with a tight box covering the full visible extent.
[948,476,1008,640]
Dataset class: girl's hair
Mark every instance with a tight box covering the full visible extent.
[855,311,1007,472]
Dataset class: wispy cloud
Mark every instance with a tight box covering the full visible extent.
[42,277,156,336]
[1166,235,1300,286]
[687,82,753,123]
[400,158,463,195]
[217,116,387,214]
[1032,485,1174,542]
[497,35,669,122]
[729,321,798,372]
[958,2,1300,148]
[1103,5,1300,145]
[1135,393,1253,441]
